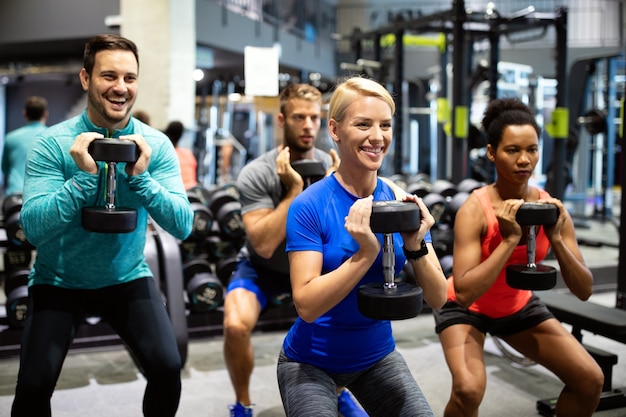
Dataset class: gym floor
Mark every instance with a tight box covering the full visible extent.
[0,199,625,416]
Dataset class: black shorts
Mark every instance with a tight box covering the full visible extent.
[433,294,554,337]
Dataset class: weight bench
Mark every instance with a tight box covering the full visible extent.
[536,289,626,416]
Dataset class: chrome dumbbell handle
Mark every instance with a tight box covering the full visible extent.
[526,225,537,269]
[382,233,396,289]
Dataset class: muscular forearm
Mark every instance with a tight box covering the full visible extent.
[293,248,376,323]
[246,194,296,258]
[551,238,593,300]
[410,247,447,309]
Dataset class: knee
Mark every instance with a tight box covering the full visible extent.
[140,347,182,381]
[574,364,604,399]
[144,357,182,384]
[451,379,485,410]
[223,309,254,341]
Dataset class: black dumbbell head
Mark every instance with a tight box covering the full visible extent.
[88,139,139,163]
[2,193,23,218]
[456,178,484,194]
[188,203,214,241]
[357,282,423,320]
[431,179,457,197]
[291,160,326,178]
[183,259,224,313]
[81,206,138,233]
[291,160,326,189]
[516,202,558,226]
[370,201,421,234]
[506,264,557,290]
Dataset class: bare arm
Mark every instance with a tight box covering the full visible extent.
[400,194,447,309]
[541,198,593,300]
[453,195,523,308]
[244,146,303,258]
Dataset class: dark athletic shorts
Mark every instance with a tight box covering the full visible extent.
[433,294,555,337]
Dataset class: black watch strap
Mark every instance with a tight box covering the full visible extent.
[403,240,428,261]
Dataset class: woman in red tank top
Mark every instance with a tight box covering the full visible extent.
[433,98,603,417]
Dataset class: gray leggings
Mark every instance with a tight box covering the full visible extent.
[277,349,434,417]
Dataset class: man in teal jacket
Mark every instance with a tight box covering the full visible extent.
[1,96,48,195]
[11,34,194,417]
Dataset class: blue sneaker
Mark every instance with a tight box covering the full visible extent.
[338,389,369,417]
[228,402,253,417]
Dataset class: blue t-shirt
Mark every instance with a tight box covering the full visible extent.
[283,173,432,373]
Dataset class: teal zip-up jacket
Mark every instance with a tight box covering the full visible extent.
[21,110,194,289]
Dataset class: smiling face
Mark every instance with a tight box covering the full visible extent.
[80,49,138,132]
[487,124,539,186]
[329,95,393,174]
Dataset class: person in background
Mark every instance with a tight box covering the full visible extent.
[2,96,49,195]
[277,76,447,417]
[222,83,366,417]
[433,97,603,417]
[133,109,151,125]
[164,120,198,190]
[10,34,194,417]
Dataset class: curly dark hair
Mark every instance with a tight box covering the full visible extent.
[481,98,541,149]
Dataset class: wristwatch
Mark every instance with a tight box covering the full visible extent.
[403,240,428,261]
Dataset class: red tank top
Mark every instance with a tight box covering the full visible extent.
[446,186,552,318]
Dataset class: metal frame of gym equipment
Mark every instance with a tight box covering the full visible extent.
[565,54,626,307]
[566,54,622,222]
[342,0,570,200]
[196,80,248,187]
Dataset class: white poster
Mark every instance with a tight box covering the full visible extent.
[244,46,279,97]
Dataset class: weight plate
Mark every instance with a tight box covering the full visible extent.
[81,207,138,233]
[357,282,423,320]
[506,264,557,290]
[88,139,138,163]
[516,203,558,226]
[370,201,421,234]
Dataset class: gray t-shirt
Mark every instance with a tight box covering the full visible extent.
[236,147,333,274]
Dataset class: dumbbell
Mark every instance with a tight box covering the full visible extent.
[82,139,139,233]
[184,187,215,241]
[447,191,470,226]
[291,160,326,189]
[388,174,408,191]
[405,173,432,198]
[456,178,483,194]
[422,193,448,225]
[207,185,245,242]
[183,258,224,313]
[187,184,212,206]
[2,193,34,250]
[430,179,457,198]
[506,202,558,290]
[215,255,239,285]
[357,201,424,320]
[5,270,29,328]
